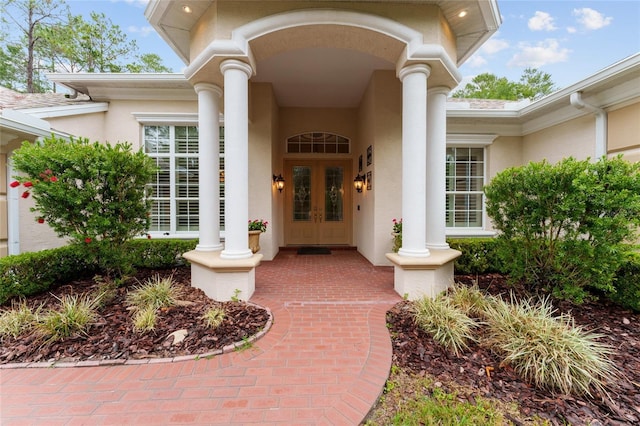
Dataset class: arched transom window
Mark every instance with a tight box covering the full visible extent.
[286,132,350,154]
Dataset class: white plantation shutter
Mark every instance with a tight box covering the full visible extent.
[446,147,484,228]
[144,125,225,235]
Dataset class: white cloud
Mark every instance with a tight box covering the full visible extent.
[128,25,155,37]
[111,0,149,8]
[572,8,613,30]
[481,37,509,55]
[508,39,570,68]
[528,11,557,31]
[566,26,577,34]
[466,55,488,68]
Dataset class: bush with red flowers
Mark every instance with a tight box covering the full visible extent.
[11,136,156,276]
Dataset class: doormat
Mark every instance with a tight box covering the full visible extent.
[297,246,331,255]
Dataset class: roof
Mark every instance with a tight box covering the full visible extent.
[0,87,92,111]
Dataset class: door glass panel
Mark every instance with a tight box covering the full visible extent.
[324,167,343,222]
[293,166,311,221]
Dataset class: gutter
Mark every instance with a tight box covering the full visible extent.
[569,91,607,158]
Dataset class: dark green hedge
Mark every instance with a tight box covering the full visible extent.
[0,239,197,305]
[448,238,504,275]
[609,252,640,313]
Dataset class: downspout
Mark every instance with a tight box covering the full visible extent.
[569,91,608,159]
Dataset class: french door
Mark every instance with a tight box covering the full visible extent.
[284,159,352,246]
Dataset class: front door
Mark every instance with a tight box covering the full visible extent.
[284,159,352,246]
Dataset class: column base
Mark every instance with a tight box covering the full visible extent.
[183,250,263,301]
[385,249,461,300]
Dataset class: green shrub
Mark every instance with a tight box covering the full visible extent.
[483,295,618,396]
[412,296,478,356]
[0,245,96,305]
[448,238,502,275]
[125,239,197,268]
[0,239,195,305]
[484,156,640,302]
[609,252,640,312]
[11,136,156,276]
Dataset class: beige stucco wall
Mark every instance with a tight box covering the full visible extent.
[0,153,7,257]
[190,1,455,64]
[608,101,640,163]
[522,115,595,164]
[248,82,278,260]
[371,71,402,265]
[48,112,107,142]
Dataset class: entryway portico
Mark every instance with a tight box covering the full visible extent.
[147,1,501,301]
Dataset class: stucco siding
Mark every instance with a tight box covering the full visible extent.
[48,112,107,142]
[608,101,640,156]
[248,82,277,260]
[522,115,595,164]
[190,1,452,63]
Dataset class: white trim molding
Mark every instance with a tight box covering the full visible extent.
[446,133,498,147]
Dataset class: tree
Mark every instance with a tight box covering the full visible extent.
[126,53,174,73]
[484,156,640,302]
[1,0,67,92]
[453,68,556,101]
[0,43,27,91]
[11,136,156,275]
[38,12,138,73]
[1,2,173,92]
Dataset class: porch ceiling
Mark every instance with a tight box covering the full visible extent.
[146,1,500,67]
[146,0,499,108]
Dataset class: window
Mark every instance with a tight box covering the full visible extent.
[287,132,350,154]
[144,125,225,235]
[446,147,484,228]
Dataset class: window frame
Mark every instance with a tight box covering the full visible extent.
[445,134,497,237]
[134,113,225,239]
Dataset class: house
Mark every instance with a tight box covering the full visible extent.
[1,1,638,301]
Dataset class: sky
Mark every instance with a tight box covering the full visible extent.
[54,0,640,91]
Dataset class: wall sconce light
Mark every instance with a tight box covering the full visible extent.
[353,173,366,193]
[273,174,285,193]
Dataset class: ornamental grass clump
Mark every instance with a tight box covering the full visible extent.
[126,275,179,311]
[0,300,40,339]
[202,307,226,329]
[133,305,158,332]
[483,295,618,396]
[412,296,478,356]
[447,282,494,318]
[37,294,100,341]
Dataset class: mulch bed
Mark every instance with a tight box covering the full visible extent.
[0,267,270,364]
[3,267,639,424]
[387,273,640,425]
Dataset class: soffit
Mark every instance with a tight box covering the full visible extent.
[145,0,500,66]
[45,74,197,101]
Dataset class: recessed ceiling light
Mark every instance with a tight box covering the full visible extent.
[458,10,468,18]
[182,5,192,14]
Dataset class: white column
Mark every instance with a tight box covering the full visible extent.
[398,64,430,258]
[426,86,450,250]
[220,59,253,259]
[194,83,223,252]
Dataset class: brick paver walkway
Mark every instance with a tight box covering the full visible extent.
[0,250,400,425]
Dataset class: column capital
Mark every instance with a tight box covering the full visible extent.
[428,86,451,96]
[398,63,431,82]
[194,82,223,97]
[220,59,253,78]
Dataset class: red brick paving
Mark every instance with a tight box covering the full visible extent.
[0,250,400,425]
